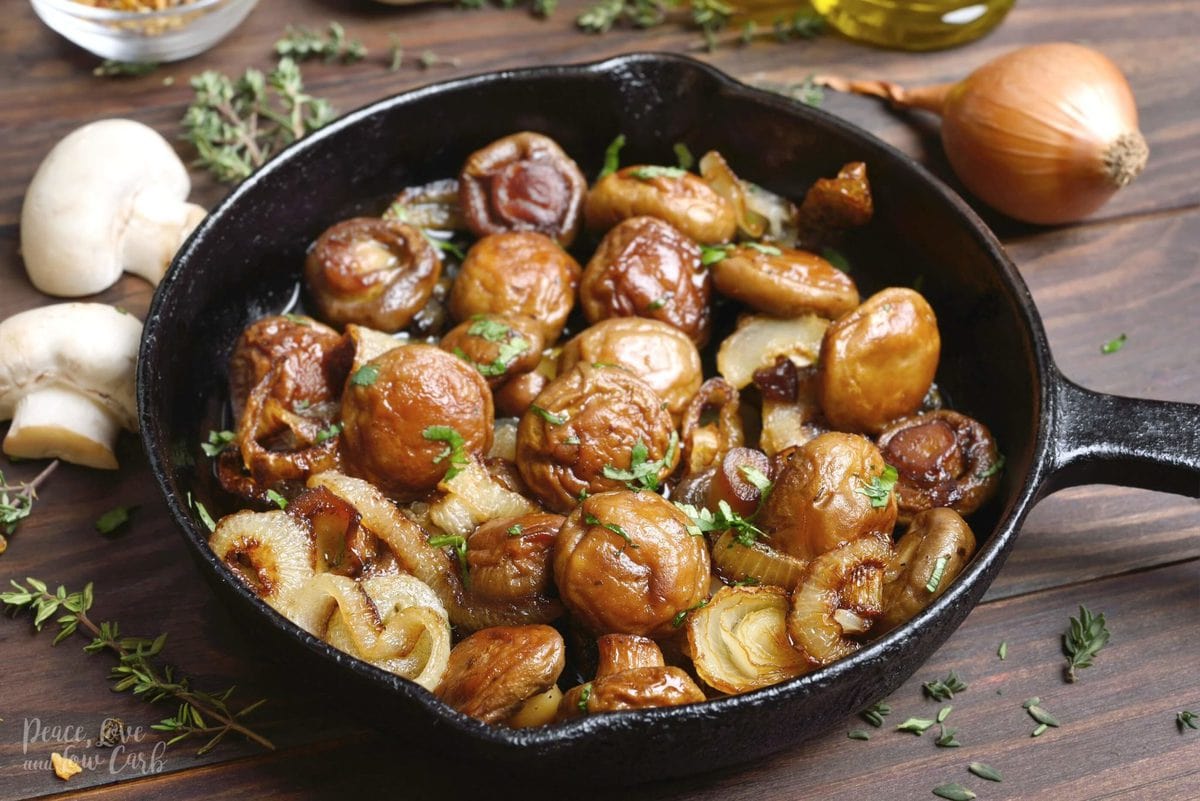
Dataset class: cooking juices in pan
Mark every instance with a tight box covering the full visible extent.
[198,130,1003,728]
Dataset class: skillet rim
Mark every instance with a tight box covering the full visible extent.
[139,51,1056,751]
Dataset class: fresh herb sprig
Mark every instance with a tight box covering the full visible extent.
[602,433,678,492]
[274,22,366,63]
[428,534,470,586]
[0,461,59,553]
[1062,605,1110,682]
[1,579,272,755]
[675,499,764,546]
[183,58,336,183]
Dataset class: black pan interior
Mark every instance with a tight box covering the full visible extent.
[139,53,1050,782]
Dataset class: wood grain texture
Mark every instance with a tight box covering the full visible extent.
[0,0,1197,798]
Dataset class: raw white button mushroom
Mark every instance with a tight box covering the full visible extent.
[0,303,142,469]
[20,119,206,297]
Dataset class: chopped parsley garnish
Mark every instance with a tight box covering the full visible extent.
[738,464,773,499]
[630,165,688,181]
[646,293,672,311]
[977,452,1006,480]
[731,576,761,587]
[188,493,217,533]
[673,142,695,171]
[674,499,764,546]
[584,513,636,548]
[598,134,625,180]
[265,489,288,510]
[425,233,466,261]
[530,404,568,426]
[671,598,709,628]
[1100,333,1127,354]
[428,533,469,586]
[746,242,782,256]
[201,429,236,457]
[855,464,898,509]
[423,425,468,482]
[282,313,311,326]
[922,671,967,701]
[507,524,524,538]
[925,556,950,594]
[1062,604,1110,682]
[699,244,731,266]
[95,505,136,536]
[315,422,343,443]
[467,317,512,342]
[351,363,380,387]
[602,432,678,492]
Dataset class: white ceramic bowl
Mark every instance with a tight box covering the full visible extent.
[30,0,259,62]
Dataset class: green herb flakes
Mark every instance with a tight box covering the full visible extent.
[95,506,136,535]
[201,429,236,457]
[1177,710,1198,732]
[428,534,469,586]
[584,513,637,548]
[821,246,850,272]
[700,244,732,266]
[860,700,891,727]
[598,134,626,179]
[602,433,678,492]
[925,556,949,594]
[1063,604,1110,682]
[351,363,380,387]
[968,762,1002,782]
[647,293,673,311]
[998,641,1008,660]
[630,165,688,181]
[530,405,568,426]
[423,425,468,481]
[188,493,217,533]
[673,142,695,170]
[1100,333,1127,354]
[265,490,288,510]
[315,422,343,443]
[847,729,870,741]
[937,705,952,723]
[671,598,709,628]
[578,683,593,714]
[932,783,976,801]
[507,524,524,538]
[896,717,936,734]
[1031,723,1048,737]
[977,452,1006,479]
[856,464,898,509]
[746,242,783,256]
[923,671,967,701]
[1026,704,1060,728]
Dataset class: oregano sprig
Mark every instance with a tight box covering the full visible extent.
[1,578,273,755]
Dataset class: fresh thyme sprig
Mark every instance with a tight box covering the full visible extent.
[182,57,336,183]
[1062,605,1110,682]
[0,461,60,554]
[1,578,273,755]
[274,22,366,63]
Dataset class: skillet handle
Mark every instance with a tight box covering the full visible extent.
[1047,371,1200,497]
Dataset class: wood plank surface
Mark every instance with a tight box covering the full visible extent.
[1,0,1197,798]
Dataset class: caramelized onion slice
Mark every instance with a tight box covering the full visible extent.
[717,314,828,390]
[787,536,893,666]
[209,510,315,613]
[687,585,810,694]
[428,457,540,540]
[699,150,767,240]
[322,573,451,690]
[711,530,807,590]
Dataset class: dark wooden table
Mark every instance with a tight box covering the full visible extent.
[2,0,1198,798]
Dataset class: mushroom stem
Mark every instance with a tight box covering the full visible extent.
[121,191,207,286]
[3,387,122,470]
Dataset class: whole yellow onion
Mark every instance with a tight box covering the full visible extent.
[821,43,1149,225]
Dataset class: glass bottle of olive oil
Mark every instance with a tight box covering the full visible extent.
[809,0,1016,50]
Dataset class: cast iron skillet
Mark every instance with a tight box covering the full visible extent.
[138,53,1200,783]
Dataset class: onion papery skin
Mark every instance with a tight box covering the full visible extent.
[939,43,1147,225]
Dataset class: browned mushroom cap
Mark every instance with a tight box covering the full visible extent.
[758,431,898,561]
[594,634,666,677]
[878,508,976,632]
[458,132,587,246]
[220,315,352,503]
[710,244,859,320]
[386,177,465,232]
[560,666,706,719]
[494,369,550,419]
[817,287,940,434]
[877,410,1002,523]
[552,490,710,638]
[796,161,874,247]
[584,166,737,244]
[579,216,713,346]
[339,344,493,499]
[558,317,702,421]
[435,624,566,725]
[440,313,544,389]
[449,231,581,343]
[463,512,566,626]
[303,218,441,333]
[515,364,678,513]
